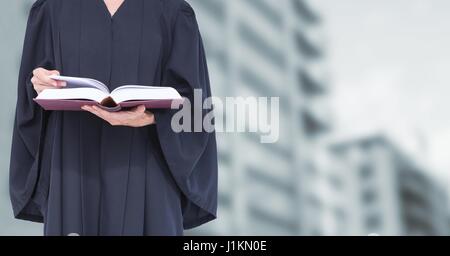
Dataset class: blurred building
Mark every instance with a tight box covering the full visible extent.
[188,0,330,235]
[332,135,449,236]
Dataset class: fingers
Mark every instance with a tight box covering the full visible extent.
[31,68,66,91]
[144,110,156,125]
[82,105,119,126]
[33,68,58,86]
[82,105,104,120]
[48,70,67,87]
[130,105,146,113]
[81,105,154,127]
[82,105,105,119]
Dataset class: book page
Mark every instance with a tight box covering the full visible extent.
[50,75,110,94]
[111,85,165,93]
[110,86,182,103]
[36,88,108,103]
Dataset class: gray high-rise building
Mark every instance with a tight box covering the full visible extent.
[189,0,330,235]
[332,135,449,236]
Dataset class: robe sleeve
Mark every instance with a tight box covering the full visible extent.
[9,0,54,223]
[154,1,218,229]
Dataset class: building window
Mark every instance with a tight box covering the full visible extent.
[238,22,286,68]
[301,109,327,136]
[366,213,382,230]
[361,188,377,204]
[359,164,374,180]
[299,70,324,95]
[244,132,292,161]
[246,0,283,27]
[291,0,320,24]
[246,167,296,196]
[239,66,277,96]
[294,31,322,59]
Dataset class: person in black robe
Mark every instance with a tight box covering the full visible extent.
[9,0,218,236]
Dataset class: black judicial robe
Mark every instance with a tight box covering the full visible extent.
[9,0,218,236]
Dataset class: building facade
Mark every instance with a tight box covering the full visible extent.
[188,0,330,235]
[332,135,449,236]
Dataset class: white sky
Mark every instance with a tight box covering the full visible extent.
[314,0,450,181]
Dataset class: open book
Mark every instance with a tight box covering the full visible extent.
[34,75,184,112]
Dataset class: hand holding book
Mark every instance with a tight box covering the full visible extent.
[81,105,156,127]
[30,68,159,126]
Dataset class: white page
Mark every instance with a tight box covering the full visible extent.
[110,86,181,103]
[36,88,108,103]
[111,85,166,93]
[50,75,110,94]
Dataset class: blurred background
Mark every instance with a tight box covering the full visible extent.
[0,0,449,236]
